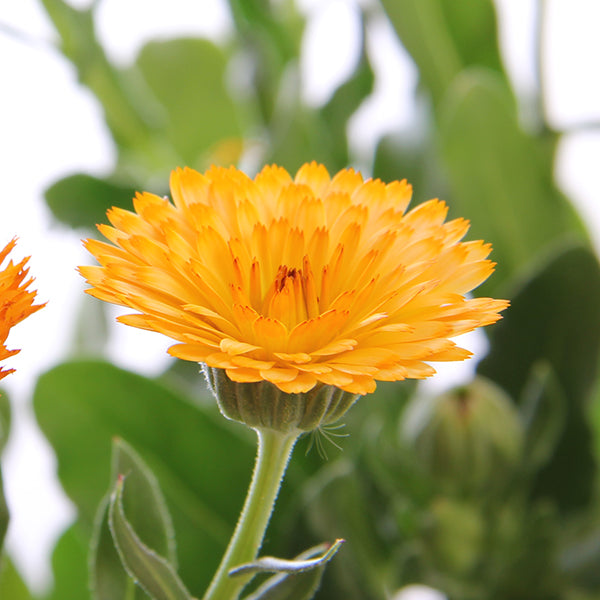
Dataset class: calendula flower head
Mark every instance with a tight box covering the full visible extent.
[0,239,44,381]
[80,163,508,401]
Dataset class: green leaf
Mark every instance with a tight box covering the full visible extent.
[318,13,374,170]
[0,392,10,454]
[45,173,141,230]
[44,525,89,600]
[92,438,177,600]
[230,539,344,577]
[437,0,506,77]
[39,0,157,151]
[479,244,600,511]
[92,499,145,600]
[0,558,33,600]
[519,361,567,473]
[380,0,508,103]
[241,542,344,600]
[136,38,241,166]
[34,360,254,597]
[380,0,462,103]
[439,69,588,293]
[109,477,193,600]
[373,131,446,207]
[228,0,304,125]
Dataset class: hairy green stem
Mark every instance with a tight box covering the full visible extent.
[202,428,299,600]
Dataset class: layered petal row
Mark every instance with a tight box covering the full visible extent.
[81,163,508,394]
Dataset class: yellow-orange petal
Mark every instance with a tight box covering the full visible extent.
[80,162,507,396]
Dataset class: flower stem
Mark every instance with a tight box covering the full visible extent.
[202,428,299,600]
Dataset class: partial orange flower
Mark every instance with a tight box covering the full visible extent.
[0,239,44,380]
[80,163,508,395]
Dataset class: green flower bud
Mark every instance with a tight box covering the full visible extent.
[400,377,523,495]
[203,366,360,433]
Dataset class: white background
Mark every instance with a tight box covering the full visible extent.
[1,0,600,595]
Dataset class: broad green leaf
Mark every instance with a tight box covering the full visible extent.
[34,360,254,596]
[45,173,141,231]
[44,525,89,600]
[479,244,600,511]
[0,392,10,454]
[92,439,177,600]
[380,0,462,103]
[109,477,193,600]
[136,39,240,166]
[241,542,344,600]
[0,558,33,600]
[439,69,588,294]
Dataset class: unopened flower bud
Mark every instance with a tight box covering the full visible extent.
[400,377,523,495]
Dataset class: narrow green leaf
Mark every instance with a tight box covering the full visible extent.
[439,69,588,293]
[39,0,157,150]
[242,543,343,600]
[109,477,193,600]
[479,244,600,511]
[92,498,145,600]
[45,173,141,231]
[380,0,462,103]
[319,12,374,170]
[92,439,177,600]
[228,0,304,124]
[519,361,567,472]
[230,539,344,577]
[437,0,506,77]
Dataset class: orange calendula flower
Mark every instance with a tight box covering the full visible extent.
[80,163,508,395]
[0,239,44,380]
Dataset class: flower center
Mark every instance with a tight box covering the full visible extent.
[275,266,301,292]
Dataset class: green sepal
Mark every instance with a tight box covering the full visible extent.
[239,541,345,600]
[108,476,195,600]
[91,438,178,599]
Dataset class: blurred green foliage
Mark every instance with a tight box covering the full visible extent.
[2,0,600,599]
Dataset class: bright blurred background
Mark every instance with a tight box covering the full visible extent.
[2,1,600,599]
